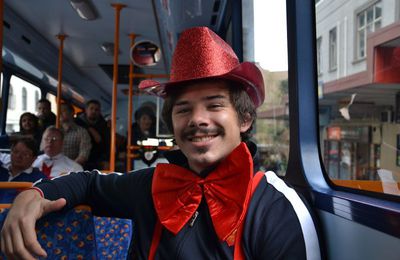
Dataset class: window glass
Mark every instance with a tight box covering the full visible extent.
[317,37,322,75]
[316,0,400,197]
[45,92,58,115]
[253,0,289,176]
[329,27,337,70]
[356,1,382,59]
[6,76,41,133]
[22,88,27,111]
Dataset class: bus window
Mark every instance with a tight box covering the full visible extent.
[45,92,58,115]
[253,1,289,176]
[6,76,41,133]
[316,0,400,196]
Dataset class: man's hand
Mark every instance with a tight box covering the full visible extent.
[0,189,66,259]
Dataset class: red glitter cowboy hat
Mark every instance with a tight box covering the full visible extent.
[139,27,265,107]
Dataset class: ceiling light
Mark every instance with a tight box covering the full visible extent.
[101,42,120,56]
[70,0,99,20]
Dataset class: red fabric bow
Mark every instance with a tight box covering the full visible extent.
[152,142,253,245]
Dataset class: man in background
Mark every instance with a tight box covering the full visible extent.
[75,99,110,170]
[0,138,46,203]
[33,126,83,178]
[59,103,91,166]
[36,99,56,132]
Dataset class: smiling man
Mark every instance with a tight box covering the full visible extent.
[0,27,320,260]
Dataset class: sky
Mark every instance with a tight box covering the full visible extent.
[253,0,288,72]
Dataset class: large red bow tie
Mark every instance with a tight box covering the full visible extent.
[152,142,253,245]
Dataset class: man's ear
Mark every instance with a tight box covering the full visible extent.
[240,113,253,133]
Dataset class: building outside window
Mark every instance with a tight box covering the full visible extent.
[317,36,322,75]
[356,1,382,59]
[8,85,15,110]
[35,90,40,106]
[22,87,27,111]
[329,27,337,71]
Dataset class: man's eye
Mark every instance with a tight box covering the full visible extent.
[209,104,223,109]
[175,108,190,114]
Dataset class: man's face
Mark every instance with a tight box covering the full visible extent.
[172,81,252,173]
[11,142,36,171]
[85,103,101,122]
[37,102,51,117]
[60,105,72,123]
[138,114,153,133]
[41,130,63,157]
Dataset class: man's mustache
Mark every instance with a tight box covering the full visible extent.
[182,126,224,139]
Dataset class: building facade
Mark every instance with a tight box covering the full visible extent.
[316,0,400,181]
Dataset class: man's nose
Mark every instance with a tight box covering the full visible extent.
[188,107,209,127]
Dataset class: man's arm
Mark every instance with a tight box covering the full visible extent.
[0,190,66,259]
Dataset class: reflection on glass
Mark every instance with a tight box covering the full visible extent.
[316,0,400,196]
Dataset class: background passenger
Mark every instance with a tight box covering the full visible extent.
[9,112,42,145]
[36,98,56,132]
[60,102,91,166]
[75,99,110,170]
[131,105,156,145]
[33,126,83,178]
[0,138,46,203]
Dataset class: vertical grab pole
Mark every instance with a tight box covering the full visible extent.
[0,0,3,77]
[127,33,137,172]
[109,3,126,172]
[56,34,66,128]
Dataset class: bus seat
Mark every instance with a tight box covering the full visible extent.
[0,206,97,259]
[0,206,133,259]
[94,216,133,259]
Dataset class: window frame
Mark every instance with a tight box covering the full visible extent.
[355,0,382,60]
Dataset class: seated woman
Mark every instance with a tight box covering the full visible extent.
[131,105,156,145]
[0,138,46,203]
[10,112,43,146]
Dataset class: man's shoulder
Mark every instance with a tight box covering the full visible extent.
[61,155,83,169]
[254,171,306,206]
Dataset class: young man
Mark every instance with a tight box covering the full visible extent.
[59,102,92,166]
[33,126,83,178]
[75,99,110,170]
[36,99,56,132]
[0,27,321,259]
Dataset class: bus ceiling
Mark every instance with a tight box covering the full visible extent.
[2,0,233,108]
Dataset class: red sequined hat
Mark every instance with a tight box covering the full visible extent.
[139,27,265,107]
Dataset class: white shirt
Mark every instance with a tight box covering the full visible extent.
[33,153,83,178]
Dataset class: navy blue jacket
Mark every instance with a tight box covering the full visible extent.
[0,167,46,203]
[35,143,320,259]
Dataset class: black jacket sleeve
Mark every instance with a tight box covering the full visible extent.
[35,168,154,219]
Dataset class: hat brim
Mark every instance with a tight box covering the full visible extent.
[139,62,265,107]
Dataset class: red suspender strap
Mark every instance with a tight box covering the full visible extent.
[148,219,163,260]
[233,171,265,260]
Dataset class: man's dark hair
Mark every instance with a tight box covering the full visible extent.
[37,98,51,107]
[161,79,256,141]
[86,99,101,108]
[11,138,39,157]
[19,112,39,132]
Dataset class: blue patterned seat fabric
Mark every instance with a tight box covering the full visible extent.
[0,208,133,260]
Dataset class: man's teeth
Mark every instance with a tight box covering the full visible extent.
[191,135,215,142]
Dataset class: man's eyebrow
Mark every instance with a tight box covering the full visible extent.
[174,94,227,106]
